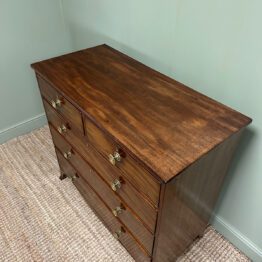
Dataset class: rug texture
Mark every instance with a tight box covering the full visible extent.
[0,126,250,261]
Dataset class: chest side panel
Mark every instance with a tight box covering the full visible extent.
[153,129,244,261]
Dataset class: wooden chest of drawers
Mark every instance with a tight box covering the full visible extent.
[31,44,251,261]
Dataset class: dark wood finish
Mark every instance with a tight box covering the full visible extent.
[75,176,151,262]
[153,130,244,261]
[43,96,158,231]
[32,44,251,182]
[47,117,157,233]
[56,148,78,179]
[48,108,159,211]
[37,76,84,134]
[52,126,154,253]
[57,151,150,262]
[75,178,151,262]
[84,116,160,207]
[32,45,252,262]
[43,98,83,139]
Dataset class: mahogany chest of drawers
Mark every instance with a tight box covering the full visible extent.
[31,44,251,261]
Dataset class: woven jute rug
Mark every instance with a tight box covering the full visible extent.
[0,126,250,261]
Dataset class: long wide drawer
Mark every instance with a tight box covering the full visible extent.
[84,117,160,207]
[56,149,151,262]
[55,148,78,180]
[51,125,155,253]
[38,75,84,134]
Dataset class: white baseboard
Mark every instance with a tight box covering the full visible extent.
[212,215,262,262]
[0,113,47,144]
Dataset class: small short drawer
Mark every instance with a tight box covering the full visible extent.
[37,76,83,134]
[74,172,151,262]
[50,125,157,236]
[84,117,160,207]
[43,99,82,139]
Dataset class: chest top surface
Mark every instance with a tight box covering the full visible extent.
[32,44,251,182]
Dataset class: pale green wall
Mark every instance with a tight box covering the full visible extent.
[0,0,72,143]
[61,0,262,260]
[1,0,261,260]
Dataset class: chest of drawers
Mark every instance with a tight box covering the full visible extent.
[31,44,251,261]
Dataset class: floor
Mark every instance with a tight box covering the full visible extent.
[0,126,250,261]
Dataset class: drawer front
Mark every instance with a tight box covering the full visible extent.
[51,125,157,238]
[37,75,83,133]
[75,174,151,262]
[84,117,160,207]
[43,99,83,140]
[56,149,151,262]
[56,142,153,254]
[56,149,78,180]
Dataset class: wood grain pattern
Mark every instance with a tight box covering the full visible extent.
[43,98,83,140]
[56,150,150,262]
[153,129,244,261]
[52,126,154,254]
[54,117,158,211]
[47,119,157,233]
[32,44,251,182]
[43,101,158,221]
[32,45,252,262]
[37,76,84,134]
[84,116,161,206]
[75,175,151,262]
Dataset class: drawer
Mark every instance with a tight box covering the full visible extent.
[74,173,151,262]
[37,75,83,134]
[56,149,151,262]
[51,125,157,237]
[43,99,83,140]
[56,148,78,181]
[84,117,160,207]
[55,140,153,254]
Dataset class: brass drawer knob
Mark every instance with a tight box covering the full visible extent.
[113,227,125,240]
[111,179,121,192]
[51,98,62,109]
[112,204,125,217]
[108,150,122,165]
[57,124,67,134]
[63,150,72,159]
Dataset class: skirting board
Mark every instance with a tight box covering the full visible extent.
[212,215,262,262]
[0,113,47,145]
